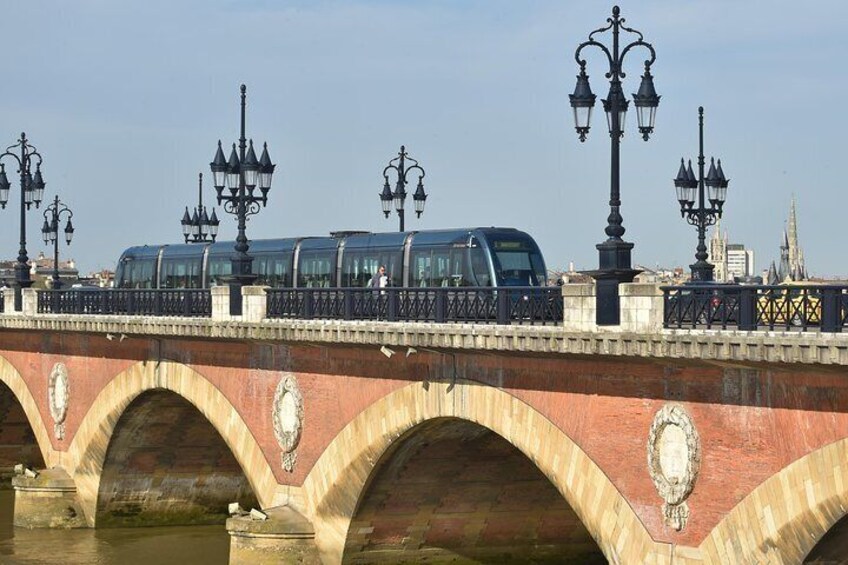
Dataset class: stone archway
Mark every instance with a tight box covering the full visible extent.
[94,389,258,527]
[66,360,278,526]
[343,417,606,563]
[303,379,654,564]
[0,355,51,477]
[701,437,848,564]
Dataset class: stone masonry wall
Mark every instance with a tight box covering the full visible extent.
[0,327,847,555]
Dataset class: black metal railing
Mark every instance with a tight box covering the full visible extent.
[36,289,212,317]
[266,286,563,325]
[662,285,848,332]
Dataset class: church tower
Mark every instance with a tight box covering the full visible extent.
[709,219,728,282]
[775,197,807,281]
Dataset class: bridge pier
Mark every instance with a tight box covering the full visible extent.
[11,467,87,529]
[227,505,319,564]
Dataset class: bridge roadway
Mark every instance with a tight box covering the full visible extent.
[0,284,847,563]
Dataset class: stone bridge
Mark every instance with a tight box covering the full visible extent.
[0,285,847,564]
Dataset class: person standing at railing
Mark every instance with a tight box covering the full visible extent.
[369,266,387,288]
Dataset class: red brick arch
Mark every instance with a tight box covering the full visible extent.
[0,354,52,468]
[65,359,278,526]
[302,379,655,563]
[701,436,848,564]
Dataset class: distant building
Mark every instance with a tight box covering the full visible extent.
[1,253,80,288]
[0,261,16,287]
[726,244,755,280]
[31,252,80,288]
[708,220,754,282]
[634,265,688,285]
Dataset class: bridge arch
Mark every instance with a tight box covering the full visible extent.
[66,359,277,526]
[0,354,52,469]
[702,437,848,564]
[303,378,654,564]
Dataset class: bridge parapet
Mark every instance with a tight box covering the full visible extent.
[0,307,846,366]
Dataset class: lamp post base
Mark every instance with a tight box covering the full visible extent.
[584,240,641,326]
[224,274,258,316]
[688,262,715,284]
[13,263,33,312]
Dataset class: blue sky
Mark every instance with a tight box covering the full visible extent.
[0,0,845,277]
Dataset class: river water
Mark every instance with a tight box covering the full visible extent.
[0,490,230,565]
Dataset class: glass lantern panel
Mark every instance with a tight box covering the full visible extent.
[243,167,259,188]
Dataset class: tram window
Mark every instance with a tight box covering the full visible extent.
[411,246,455,287]
[255,253,292,287]
[297,252,334,287]
[123,259,155,289]
[530,253,546,286]
[160,258,202,289]
[449,248,471,286]
[342,251,401,287]
[207,257,232,287]
[411,253,431,287]
[136,261,154,288]
[469,244,491,286]
[341,252,372,287]
[492,239,543,286]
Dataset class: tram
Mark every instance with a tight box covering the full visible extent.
[114,227,548,290]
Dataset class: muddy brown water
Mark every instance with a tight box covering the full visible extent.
[0,490,230,565]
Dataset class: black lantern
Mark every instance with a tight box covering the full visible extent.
[0,164,9,208]
[674,159,697,212]
[602,85,629,137]
[380,145,426,232]
[180,173,220,244]
[569,68,596,142]
[673,107,731,283]
[380,180,393,217]
[210,141,228,197]
[258,143,275,200]
[413,179,427,217]
[633,69,660,140]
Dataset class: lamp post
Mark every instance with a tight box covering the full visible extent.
[209,84,276,315]
[673,107,729,283]
[380,145,426,232]
[569,5,660,325]
[0,132,46,311]
[181,173,220,243]
[40,195,74,289]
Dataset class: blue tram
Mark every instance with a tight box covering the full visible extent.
[114,227,548,290]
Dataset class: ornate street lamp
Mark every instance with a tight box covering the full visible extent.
[40,195,74,289]
[0,132,46,310]
[673,106,729,282]
[209,84,276,315]
[569,5,660,325]
[181,173,219,243]
[380,145,426,232]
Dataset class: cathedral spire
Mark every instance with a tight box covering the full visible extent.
[788,195,799,268]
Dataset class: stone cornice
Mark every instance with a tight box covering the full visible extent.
[0,314,846,366]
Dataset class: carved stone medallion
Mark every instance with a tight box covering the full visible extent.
[48,363,70,440]
[273,373,303,473]
[647,403,700,531]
